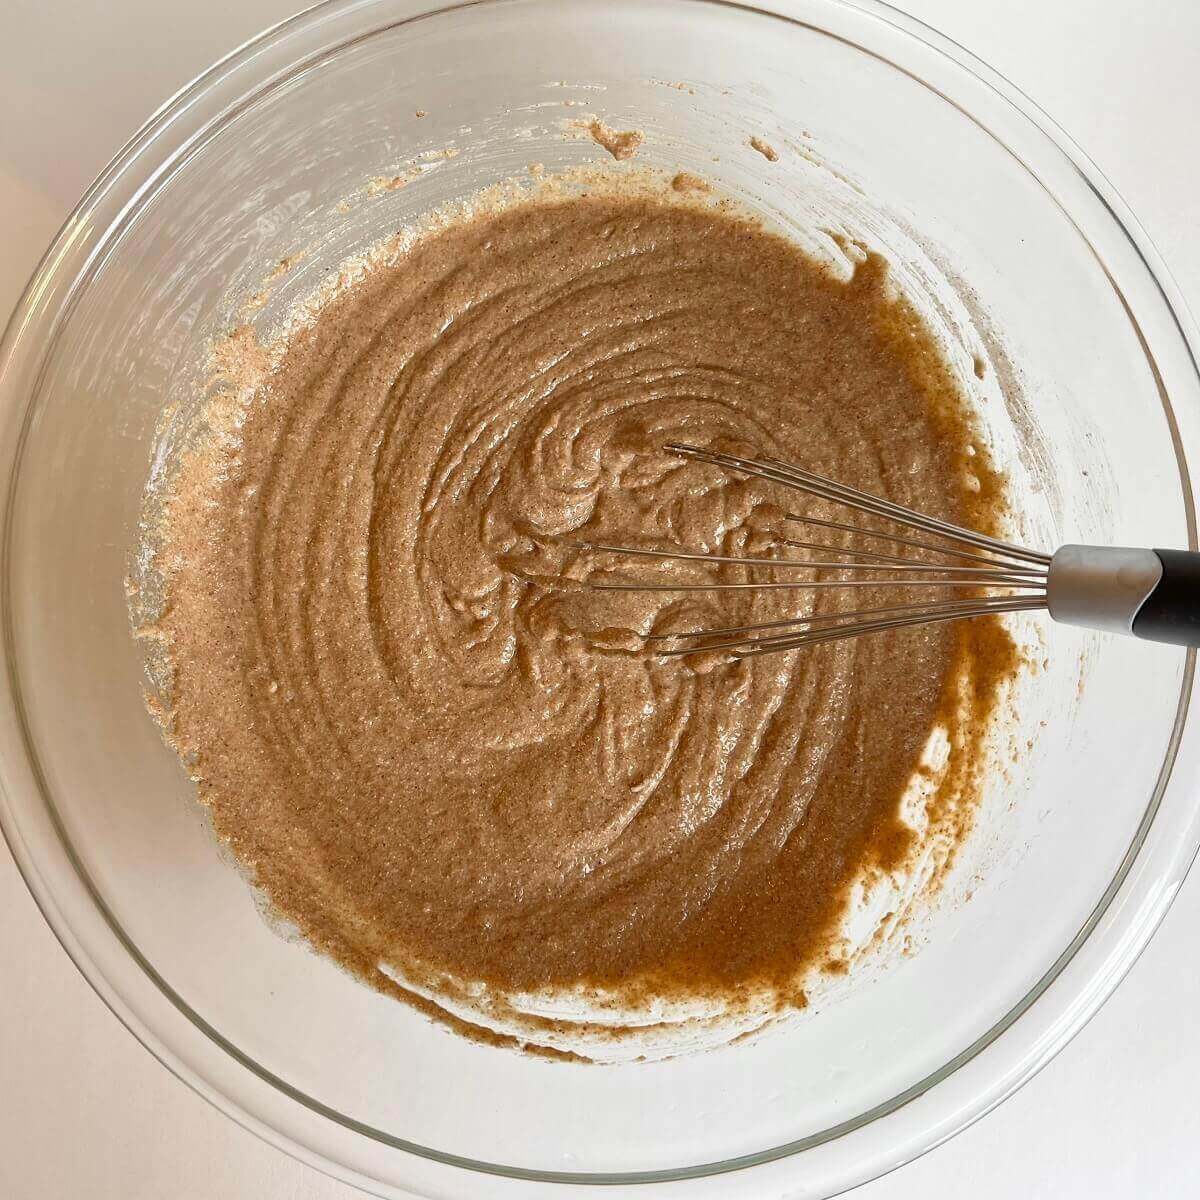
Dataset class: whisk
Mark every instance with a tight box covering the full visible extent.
[577,444,1200,658]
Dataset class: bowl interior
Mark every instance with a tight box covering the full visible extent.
[2,0,1194,1184]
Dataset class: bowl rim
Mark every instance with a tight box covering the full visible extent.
[2,0,1199,1194]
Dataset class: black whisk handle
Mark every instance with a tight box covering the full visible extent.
[1131,550,1200,648]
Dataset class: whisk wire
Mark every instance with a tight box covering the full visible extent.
[781,513,1039,570]
[557,445,1050,658]
[577,541,1043,585]
[666,443,1051,567]
[645,595,1037,643]
[704,596,1048,658]
[590,577,1047,592]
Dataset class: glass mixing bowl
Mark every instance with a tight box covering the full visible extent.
[2,0,1199,1196]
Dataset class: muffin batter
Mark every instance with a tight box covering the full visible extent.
[143,182,1016,1054]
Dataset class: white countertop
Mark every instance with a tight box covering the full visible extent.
[2,1,1197,1195]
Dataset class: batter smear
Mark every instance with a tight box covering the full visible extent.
[142,183,1016,1057]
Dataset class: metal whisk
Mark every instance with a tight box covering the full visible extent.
[576,444,1200,657]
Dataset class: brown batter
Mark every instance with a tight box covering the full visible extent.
[750,136,780,162]
[586,119,644,161]
[144,183,1015,1050]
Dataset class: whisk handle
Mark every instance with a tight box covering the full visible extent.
[1131,550,1200,647]
[1047,545,1200,647]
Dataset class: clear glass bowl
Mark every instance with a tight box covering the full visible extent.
[2,1,1199,1196]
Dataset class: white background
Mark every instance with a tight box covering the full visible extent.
[1,1,1197,1196]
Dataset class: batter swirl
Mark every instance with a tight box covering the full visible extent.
[144,185,1015,1056]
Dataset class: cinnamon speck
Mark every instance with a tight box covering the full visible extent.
[587,119,644,161]
[268,253,304,281]
[671,171,712,194]
[367,175,409,196]
[750,136,779,162]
